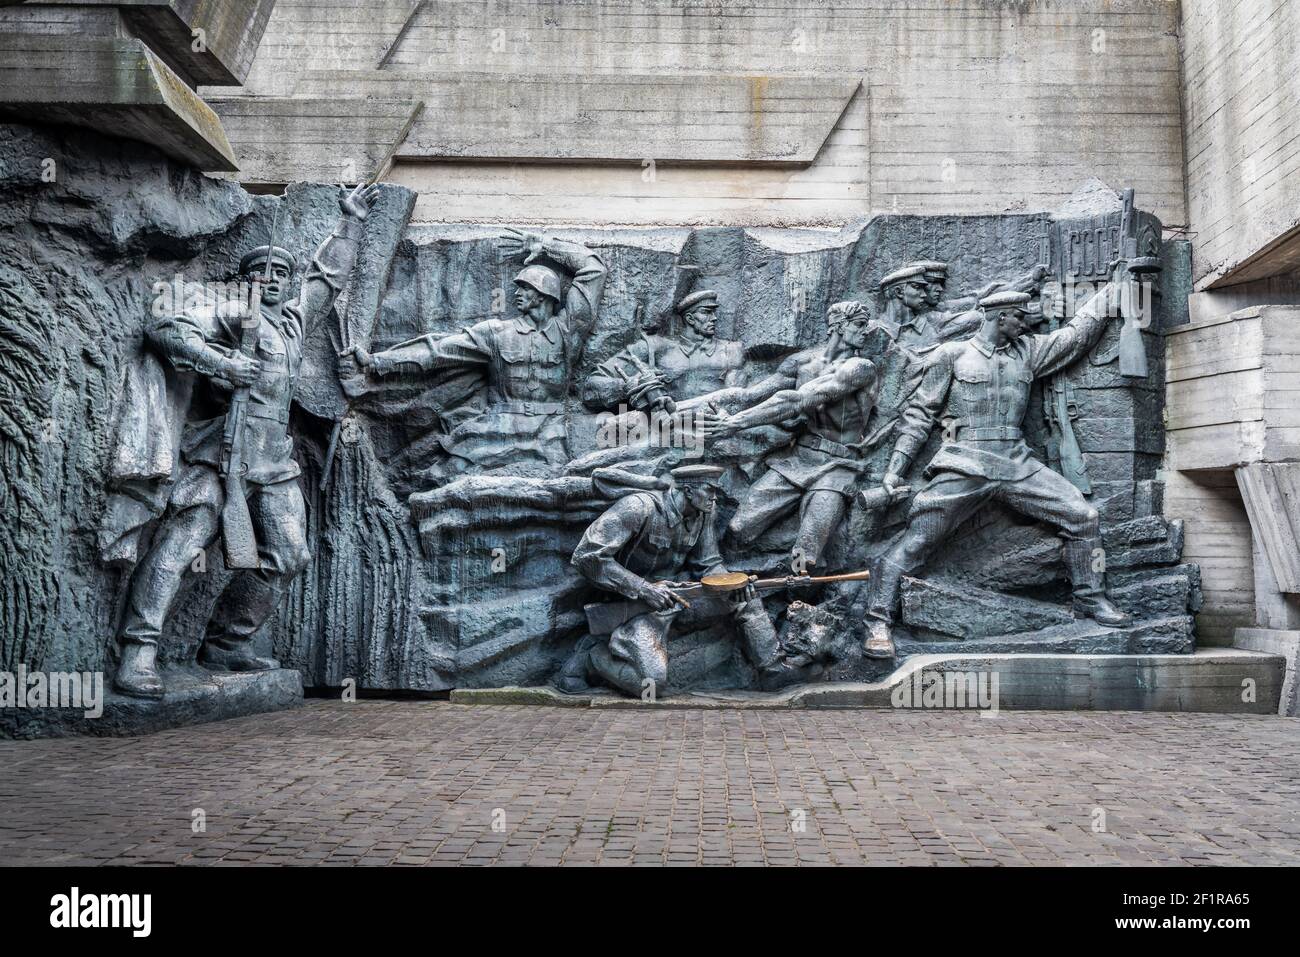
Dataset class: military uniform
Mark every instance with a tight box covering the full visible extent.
[866,286,1123,627]
[370,238,606,474]
[727,346,878,567]
[118,217,363,663]
[583,332,746,410]
[571,480,779,695]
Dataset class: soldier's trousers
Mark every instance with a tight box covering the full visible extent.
[119,462,311,651]
[591,594,779,697]
[728,469,850,570]
[866,465,1102,623]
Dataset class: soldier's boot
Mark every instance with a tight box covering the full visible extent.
[862,616,897,659]
[734,596,803,689]
[1063,539,1131,627]
[198,573,282,672]
[114,641,165,700]
[862,557,907,658]
[554,636,598,694]
[588,644,646,698]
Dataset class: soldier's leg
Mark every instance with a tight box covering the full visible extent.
[200,478,311,671]
[726,470,802,552]
[115,465,223,698]
[677,592,784,676]
[863,471,994,657]
[590,610,675,697]
[994,468,1129,625]
[794,489,850,572]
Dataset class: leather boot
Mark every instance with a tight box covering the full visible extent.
[114,641,165,700]
[554,636,597,694]
[1061,538,1131,627]
[197,641,279,673]
[863,617,896,659]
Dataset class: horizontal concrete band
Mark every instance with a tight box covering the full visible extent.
[450,649,1286,714]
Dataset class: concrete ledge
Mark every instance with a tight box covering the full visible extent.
[0,35,238,170]
[0,667,303,739]
[1234,628,1299,715]
[449,649,1285,714]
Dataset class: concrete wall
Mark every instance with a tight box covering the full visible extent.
[1180,0,1300,289]
[206,0,1186,228]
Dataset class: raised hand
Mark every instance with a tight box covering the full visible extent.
[498,227,545,263]
[340,183,381,220]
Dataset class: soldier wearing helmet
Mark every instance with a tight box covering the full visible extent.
[341,228,607,476]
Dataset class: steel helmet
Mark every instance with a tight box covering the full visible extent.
[514,264,563,302]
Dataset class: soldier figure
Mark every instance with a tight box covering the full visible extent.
[582,289,747,413]
[110,184,380,698]
[563,464,785,696]
[341,230,606,475]
[704,301,895,572]
[861,284,1132,659]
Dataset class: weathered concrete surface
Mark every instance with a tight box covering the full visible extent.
[0,667,303,739]
[1165,307,1300,471]
[1233,628,1299,717]
[209,0,1185,227]
[0,34,238,170]
[1180,0,1300,289]
[13,0,279,86]
[451,649,1284,715]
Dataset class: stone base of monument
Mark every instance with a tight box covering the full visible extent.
[449,649,1285,714]
[0,666,304,740]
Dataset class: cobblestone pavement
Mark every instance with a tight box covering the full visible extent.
[1,702,1298,866]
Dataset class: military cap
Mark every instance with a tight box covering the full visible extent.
[916,260,949,279]
[676,290,719,315]
[878,264,928,290]
[670,463,726,485]
[979,290,1033,311]
[239,245,296,276]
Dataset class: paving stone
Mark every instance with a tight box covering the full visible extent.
[0,700,1296,866]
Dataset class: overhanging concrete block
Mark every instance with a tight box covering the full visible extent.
[0,33,238,170]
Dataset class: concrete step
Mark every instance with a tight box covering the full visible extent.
[449,649,1286,715]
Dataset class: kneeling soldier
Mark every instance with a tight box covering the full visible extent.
[563,464,783,696]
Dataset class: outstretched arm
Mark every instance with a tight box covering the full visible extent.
[1027,275,1122,378]
[710,357,875,437]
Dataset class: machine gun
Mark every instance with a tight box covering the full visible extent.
[1115,188,1161,379]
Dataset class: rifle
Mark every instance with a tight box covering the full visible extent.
[219,202,281,569]
[1044,302,1091,493]
[1116,188,1153,379]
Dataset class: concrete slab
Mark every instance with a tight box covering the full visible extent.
[449,649,1285,715]
[0,666,303,739]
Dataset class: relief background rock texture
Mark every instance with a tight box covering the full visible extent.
[0,122,1197,700]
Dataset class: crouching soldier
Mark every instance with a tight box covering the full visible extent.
[560,464,785,697]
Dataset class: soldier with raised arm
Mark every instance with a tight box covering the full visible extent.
[341,229,607,475]
[108,184,381,699]
[861,281,1132,659]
